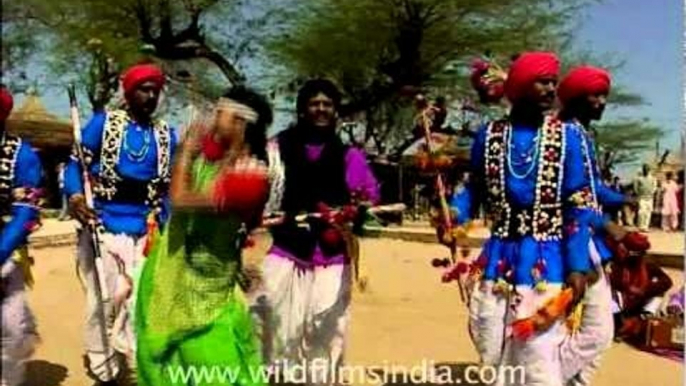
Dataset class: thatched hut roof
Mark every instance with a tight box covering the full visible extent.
[6,92,73,148]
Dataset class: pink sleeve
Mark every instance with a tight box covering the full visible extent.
[345,147,381,204]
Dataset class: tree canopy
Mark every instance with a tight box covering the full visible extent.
[3,0,276,110]
[1,0,666,172]
[267,0,596,151]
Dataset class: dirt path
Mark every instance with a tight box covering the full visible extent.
[23,238,683,386]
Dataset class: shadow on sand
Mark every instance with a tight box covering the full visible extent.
[23,360,69,386]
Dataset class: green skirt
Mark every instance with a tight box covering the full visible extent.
[136,213,266,386]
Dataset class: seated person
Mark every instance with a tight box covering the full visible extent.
[610,250,673,341]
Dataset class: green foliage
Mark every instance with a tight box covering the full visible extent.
[594,118,665,171]
[267,0,596,153]
[6,0,268,109]
[1,0,45,91]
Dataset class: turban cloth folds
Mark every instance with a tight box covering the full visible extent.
[121,64,166,96]
[558,66,611,104]
[504,52,560,103]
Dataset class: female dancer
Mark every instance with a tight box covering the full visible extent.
[136,86,273,386]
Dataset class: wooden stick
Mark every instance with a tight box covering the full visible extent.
[262,203,406,227]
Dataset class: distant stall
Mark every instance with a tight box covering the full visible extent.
[369,131,473,221]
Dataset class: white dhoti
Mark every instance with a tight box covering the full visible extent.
[499,284,565,386]
[468,280,508,366]
[251,252,351,386]
[560,242,614,386]
[1,261,39,386]
[77,229,145,382]
[307,264,351,382]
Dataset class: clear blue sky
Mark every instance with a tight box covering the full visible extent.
[16,0,683,169]
[573,0,682,151]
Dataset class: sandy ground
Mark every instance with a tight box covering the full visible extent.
[21,236,684,386]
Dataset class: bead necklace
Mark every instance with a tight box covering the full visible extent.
[507,126,540,179]
[123,124,152,162]
[509,135,540,166]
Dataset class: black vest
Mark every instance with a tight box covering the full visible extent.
[271,127,350,260]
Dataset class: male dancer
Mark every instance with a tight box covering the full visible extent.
[452,52,597,386]
[257,79,379,385]
[0,86,44,386]
[65,63,177,385]
[556,65,647,386]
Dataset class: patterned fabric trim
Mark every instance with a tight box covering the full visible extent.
[484,120,510,237]
[0,135,22,216]
[96,110,127,200]
[576,124,601,212]
[531,116,565,241]
[264,139,285,215]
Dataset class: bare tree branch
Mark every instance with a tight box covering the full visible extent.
[159,0,174,40]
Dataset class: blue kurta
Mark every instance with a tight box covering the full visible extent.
[0,139,42,264]
[64,111,177,236]
[454,121,594,285]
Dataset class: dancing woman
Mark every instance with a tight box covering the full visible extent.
[136,86,273,386]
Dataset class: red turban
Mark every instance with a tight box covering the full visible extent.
[558,66,611,104]
[121,64,166,95]
[504,52,560,103]
[0,87,13,121]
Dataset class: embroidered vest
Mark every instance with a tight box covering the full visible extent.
[483,117,566,241]
[0,135,21,216]
[79,110,172,212]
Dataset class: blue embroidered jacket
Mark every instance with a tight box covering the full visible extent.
[452,118,597,285]
[566,121,627,263]
[0,135,42,264]
[64,111,177,236]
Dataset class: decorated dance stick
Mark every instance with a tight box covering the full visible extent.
[67,85,115,380]
[418,101,454,241]
[261,203,406,227]
[68,86,109,300]
[417,101,472,300]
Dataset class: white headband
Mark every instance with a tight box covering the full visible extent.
[217,97,258,124]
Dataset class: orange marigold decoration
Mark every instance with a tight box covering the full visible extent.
[510,288,574,340]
